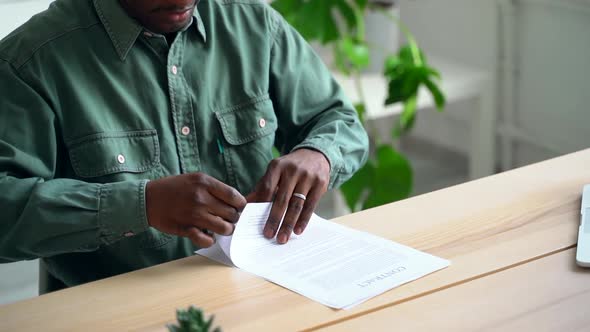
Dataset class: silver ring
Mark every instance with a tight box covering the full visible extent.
[292,192,307,201]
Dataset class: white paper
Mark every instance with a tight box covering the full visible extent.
[196,203,450,309]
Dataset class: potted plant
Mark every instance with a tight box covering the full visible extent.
[271,0,446,211]
[167,306,221,332]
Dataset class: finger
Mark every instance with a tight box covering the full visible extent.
[184,227,215,248]
[203,175,247,211]
[195,213,235,236]
[206,195,241,224]
[253,159,281,202]
[294,185,324,235]
[245,191,257,203]
[277,183,311,244]
[263,173,296,239]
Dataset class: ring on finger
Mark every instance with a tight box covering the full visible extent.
[292,192,307,201]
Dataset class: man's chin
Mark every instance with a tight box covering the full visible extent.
[144,8,193,33]
[150,19,191,34]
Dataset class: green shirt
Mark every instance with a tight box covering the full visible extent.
[0,0,368,287]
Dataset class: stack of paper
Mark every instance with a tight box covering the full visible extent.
[197,203,449,309]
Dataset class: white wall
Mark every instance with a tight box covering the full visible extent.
[395,0,496,159]
[399,0,590,169]
[512,0,590,165]
[0,0,53,37]
[399,0,498,71]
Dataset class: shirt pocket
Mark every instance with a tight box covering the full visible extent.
[215,95,278,194]
[67,129,172,249]
[68,129,162,180]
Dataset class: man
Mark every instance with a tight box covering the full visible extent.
[0,0,368,291]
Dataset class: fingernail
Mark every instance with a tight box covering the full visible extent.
[294,227,302,235]
[278,234,287,244]
[264,227,274,239]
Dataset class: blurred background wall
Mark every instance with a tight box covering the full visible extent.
[398,0,590,169]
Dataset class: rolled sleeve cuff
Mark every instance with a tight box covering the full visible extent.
[292,140,343,190]
[98,180,150,245]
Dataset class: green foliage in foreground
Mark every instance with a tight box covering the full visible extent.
[167,306,221,332]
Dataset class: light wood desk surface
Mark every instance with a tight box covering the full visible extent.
[320,248,590,332]
[0,149,589,331]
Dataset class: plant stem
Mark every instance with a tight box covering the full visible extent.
[353,71,367,110]
[353,7,366,42]
[371,6,423,67]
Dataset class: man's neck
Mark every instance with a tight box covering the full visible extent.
[165,32,177,46]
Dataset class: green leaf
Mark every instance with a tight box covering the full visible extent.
[274,0,362,45]
[363,145,413,209]
[424,65,441,79]
[391,93,417,138]
[398,45,415,64]
[423,77,445,111]
[385,76,409,105]
[354,0,368,10]
[400,67,422,97]
[383,51,424,106]
[339,37,370,69]
[340,162,375,212]
[384,55,402,76]
[335,1,357,31]
[333,38,370,73]
[354,102,366,124]
[167,306,221,332]
[398,44,427,66]
[400,93,417,131]
[271,0,303,17]
[333,44,351,75]
[293,1,339,43]
[272,147,281,158]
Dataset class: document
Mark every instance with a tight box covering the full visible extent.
[196,203,450,309]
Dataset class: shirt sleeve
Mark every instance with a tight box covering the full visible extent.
[267,9,369,190]
[0,59,150,263]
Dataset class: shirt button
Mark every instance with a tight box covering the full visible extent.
[124,232,135,237]
[259,118,266,128]
[181,126,191,136]
[117,154,126,164]
[171,65,178,75]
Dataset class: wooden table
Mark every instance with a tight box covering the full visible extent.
[1,149,589,331]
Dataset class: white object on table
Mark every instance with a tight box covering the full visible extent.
[197,202,450,309]
[577,184,590,267]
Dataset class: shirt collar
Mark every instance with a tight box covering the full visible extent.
[93,0,207,61]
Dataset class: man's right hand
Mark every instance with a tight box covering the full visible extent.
[145,173,246,248]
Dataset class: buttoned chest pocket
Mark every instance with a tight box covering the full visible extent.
[215,96,278,194]
[68,130,162,180]
[67,130,171,249]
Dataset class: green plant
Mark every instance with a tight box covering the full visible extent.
[271,0,446,211]
[167,306,221,332]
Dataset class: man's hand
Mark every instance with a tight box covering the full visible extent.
[247,149,330,244]
[146,173,247,248]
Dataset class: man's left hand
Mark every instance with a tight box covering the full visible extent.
[247,149,330,244]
